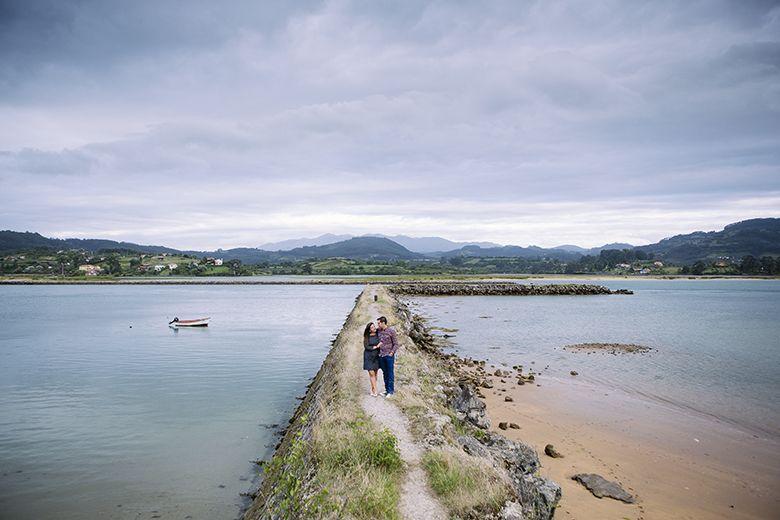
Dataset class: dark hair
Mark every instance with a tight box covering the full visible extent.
[377,316,388,324]
[363,322,375,339]
[363,322,375,348]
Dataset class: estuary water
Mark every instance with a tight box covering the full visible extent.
[0,284,360,520]
[406,279,780,440]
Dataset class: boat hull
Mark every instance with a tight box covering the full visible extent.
[170,317,210,328]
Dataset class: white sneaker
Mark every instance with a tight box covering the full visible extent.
[370,392,378,397]
[381,391,388,396]
[385,393,394,399]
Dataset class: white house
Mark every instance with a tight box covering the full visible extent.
[154,265,165,272]
[168,263,178,270]
[214,258,224,266]
[78,264,103,276]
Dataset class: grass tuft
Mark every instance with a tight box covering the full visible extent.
[422,448,509,515]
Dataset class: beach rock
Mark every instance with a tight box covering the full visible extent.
[505,396,514,402]
[481,379,494,389]
[499,422,509,430]
[517,379,525,385]
[451,383,490,429]
[486,434,540,474]
[458,435,489,458]
[544,444,563,458]
[572,473,635,503]
[517,475,562,519]
[570,370,578,376]
[509,423,520,429]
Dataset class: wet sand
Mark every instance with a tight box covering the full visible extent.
[475,369,779,519]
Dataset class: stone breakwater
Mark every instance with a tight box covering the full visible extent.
[243,286,563,519]
[241,293,361,519]
[390,282,632,296]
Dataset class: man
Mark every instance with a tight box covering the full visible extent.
[376,316,399,397]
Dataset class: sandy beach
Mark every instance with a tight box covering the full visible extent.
[473,368,779,519]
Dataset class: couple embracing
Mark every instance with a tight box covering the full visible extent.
[363,316,399,398]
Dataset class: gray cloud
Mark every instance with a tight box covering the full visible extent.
[0,0,778,248]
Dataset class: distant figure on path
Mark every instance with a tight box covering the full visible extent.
[363,322,381,397]
[376,316,399,397]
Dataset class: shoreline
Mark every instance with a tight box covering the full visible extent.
[1,274,778,285]
[476,373,780,519]
[405,306,780,519]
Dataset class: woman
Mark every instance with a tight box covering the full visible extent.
[363,322,381,396]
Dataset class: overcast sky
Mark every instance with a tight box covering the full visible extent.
[1,0,778,249]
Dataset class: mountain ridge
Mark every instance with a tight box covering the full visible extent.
[2,218,778,264]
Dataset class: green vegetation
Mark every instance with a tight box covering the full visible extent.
[314,417,403,519]
[2,246,778,279]
[422,450,509,516]
[0,249,250,277]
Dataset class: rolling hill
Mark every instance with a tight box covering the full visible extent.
[635,218,780,264]
[2,218,778,265]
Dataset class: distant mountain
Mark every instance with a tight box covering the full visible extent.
[0,231,181,255]
[3,218,778,265]
[260,233,501,253]
[635,218,780,264]
[554,242,634,255]
[259,233,353,251]
[368,235,501,253]
[276,237,423,261]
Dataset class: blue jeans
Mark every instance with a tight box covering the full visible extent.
[378,355,395,394]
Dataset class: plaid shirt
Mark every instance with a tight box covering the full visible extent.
[378,327,399,357]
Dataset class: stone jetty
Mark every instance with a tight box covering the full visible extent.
[390,281,632,296]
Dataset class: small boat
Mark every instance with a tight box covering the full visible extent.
[169,317,210,328]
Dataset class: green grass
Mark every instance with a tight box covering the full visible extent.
[422,450,508,516]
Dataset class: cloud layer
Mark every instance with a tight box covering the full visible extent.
[1,0,779,249]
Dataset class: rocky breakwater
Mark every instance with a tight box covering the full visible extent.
[242,294,361,519]
[393,297,562,519]
[390,281,632,296]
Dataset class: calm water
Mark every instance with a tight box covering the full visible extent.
[0,285,360,520]
[406,279,780,439]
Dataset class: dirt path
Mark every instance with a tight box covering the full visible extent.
[359,287,447,520]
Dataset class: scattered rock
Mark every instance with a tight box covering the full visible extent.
[544,444,563,458]
[570,370,578,376]
[572,473,635,503]
[499,422,509,430]
[481,379,494,389]
[504,396,514,402]
[451,383,490,429]
[509,423,520,429]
